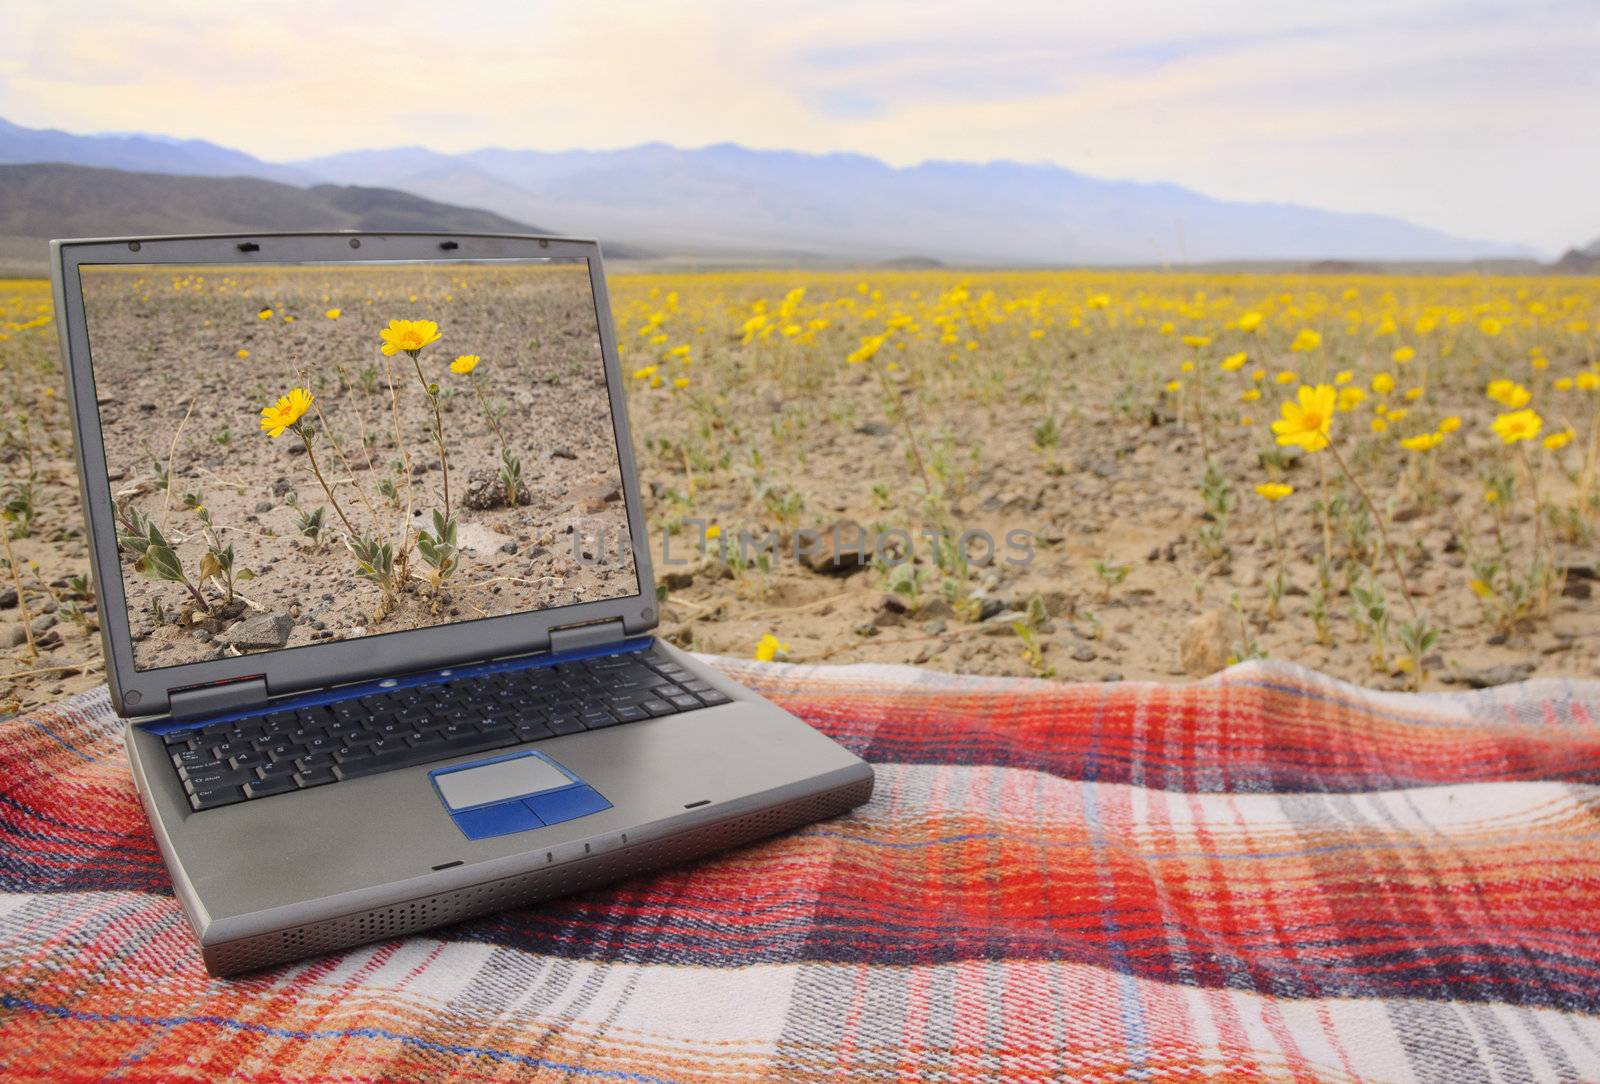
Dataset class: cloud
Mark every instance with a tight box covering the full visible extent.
[0,0,1593,251]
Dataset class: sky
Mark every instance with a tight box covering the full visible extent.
[0,0,1596,254]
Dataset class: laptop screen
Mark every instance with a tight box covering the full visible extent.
[76,257,641,672]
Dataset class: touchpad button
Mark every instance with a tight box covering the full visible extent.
[435,754,573,810]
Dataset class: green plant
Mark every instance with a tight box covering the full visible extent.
[1031,416,1060,451]
[1012,620,1055,677]
[415,509,460,592]
[115,503,207,613]
[1397,615,1438,691]
[1092,557,1130,601]
[1349,574,1392,673]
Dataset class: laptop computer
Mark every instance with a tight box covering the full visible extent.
[49,231,873,976]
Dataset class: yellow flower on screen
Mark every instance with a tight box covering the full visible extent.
[260,387,314,438]
[1219,352,1247,372]
[235,348,249,360]
[1392,346,1416,364]
[1371,372,1395,395]
[1543,428,1575,451]
[449,355,480,375]
[1236,311,1264,333]
[1255,482,1293,501]
[1399,432,1444,452]
[257,307,273,320]
[1438,415,1462,433]
[325,308,342,320]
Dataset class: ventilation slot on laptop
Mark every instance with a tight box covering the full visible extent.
[203,775,874,975]
[438,240,459,251]
[237,242,260,253]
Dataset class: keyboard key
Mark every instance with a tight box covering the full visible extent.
[695,688,733,706]
[581,710,620,729]
[257,761,299,780]
[189,785,246,811]
[244,776,296,799]
[640,699,675,717]
[294,767,337,788]
[181,766,253,791]
[666,694,701,711]
[611,705,647,723]
[547,715,585,736]
[172,748,212,771]
[163,729,198,748]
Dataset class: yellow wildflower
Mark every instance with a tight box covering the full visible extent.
[1555,377,1574,391]
[1289,328,1321,352]
[632,365,658,380]
[1182,335,1210,349]
[1334,370,1353,385]
[235,348,249,360]
[1271,384,1336,453]
[1543,428,1575,451]
[1392,346,1416,364]
[1577,372,1600,391]
[1236,311,1264,332]
[257,307,273,320]
[1371,372,1395,395]
[1479,317,1503,337]
[1438,416,1461,433]
[379,318,441,356]
[1491,409,1542,444]
[1337,386,1366,412]
[325,308,341,320]
[1274,370,1297,385]
[1399,432,1444,452]
[259,388,313,438]
[1371,416,1388,434]
[1219,352,1247,372]
[449,355,479,375]
[1240,388,1261,403]
[754,633,791,662]
[1485,379,1530,409]
[1255,482,1293,501]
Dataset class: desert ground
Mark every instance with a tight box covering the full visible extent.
[2,268,1597,713]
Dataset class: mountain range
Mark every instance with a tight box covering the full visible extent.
[0,115,1553,266]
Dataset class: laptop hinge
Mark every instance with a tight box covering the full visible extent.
[167,676,269,723]
[547,618,627,655]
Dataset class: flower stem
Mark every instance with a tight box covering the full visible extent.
[1327,442,1419,621]
[411,353,451,520]
[296,428,355,535]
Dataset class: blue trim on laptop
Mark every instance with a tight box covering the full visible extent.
[139,636,656,736]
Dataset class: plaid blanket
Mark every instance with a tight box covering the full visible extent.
[3,658,1599,1083]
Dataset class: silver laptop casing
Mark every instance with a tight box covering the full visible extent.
[52,232,872,974]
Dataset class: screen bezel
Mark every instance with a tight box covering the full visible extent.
[52,232,657,718]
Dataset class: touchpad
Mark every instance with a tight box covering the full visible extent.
[430,750,614,841]
[435,754,572,810]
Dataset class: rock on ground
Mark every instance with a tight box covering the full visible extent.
[218,612,294,650]
[1181,609,1236,676]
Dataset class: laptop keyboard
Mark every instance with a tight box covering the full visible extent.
[161,645,731,812]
